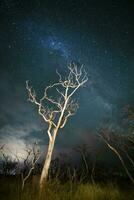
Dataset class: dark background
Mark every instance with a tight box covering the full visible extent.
[0,0,134,160]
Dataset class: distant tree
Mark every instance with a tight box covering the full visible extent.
[122,105,134,133]
[75,144,89,173]
[99,127,134,184]
[0,145,18,175]
[0,143,40,188]
[118,105,134,167]
[26,63,88,192]
[21,142,40,190]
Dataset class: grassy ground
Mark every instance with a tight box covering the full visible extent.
[0,177,134,200]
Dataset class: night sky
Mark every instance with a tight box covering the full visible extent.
[0,0,134,159]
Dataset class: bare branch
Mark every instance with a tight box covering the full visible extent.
[21,142,40,190]
[99,131,134,184]
[43,84,63,110]
[56,69,62,82]
[60,100,79,128]
[26,63,88,191]
[56,87,65,99]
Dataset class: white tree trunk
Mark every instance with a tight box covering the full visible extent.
[39,134,56,191]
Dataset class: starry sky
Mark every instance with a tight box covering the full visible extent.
[0,0,134,159]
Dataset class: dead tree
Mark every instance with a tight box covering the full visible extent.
[26,63,88,192]
[99,128,134,184]
[21,142,40,190]
[75,144,90,182]
[122,105,134,133]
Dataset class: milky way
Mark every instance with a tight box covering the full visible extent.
[0,0,134,157]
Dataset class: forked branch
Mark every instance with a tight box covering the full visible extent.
[26,63,88,139]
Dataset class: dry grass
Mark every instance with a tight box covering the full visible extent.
[0,177,134,200]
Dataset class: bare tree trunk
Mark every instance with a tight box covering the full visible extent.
[26,63,88,195]
[91,159,96,184]
[123,149,134,167]
[101,136,134,184]
[39,133,56,192]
